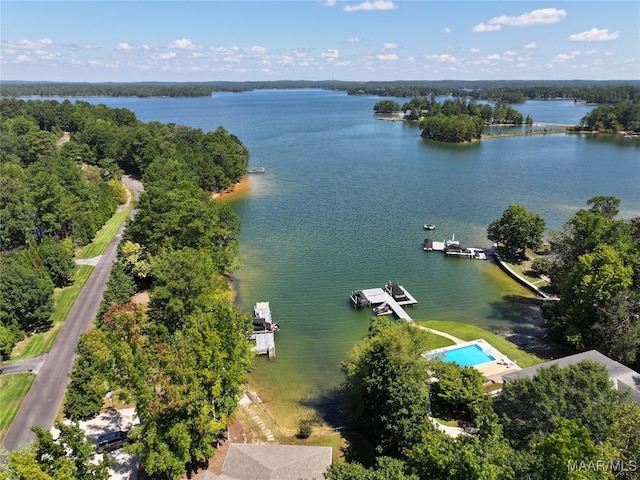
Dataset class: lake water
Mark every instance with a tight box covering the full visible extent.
[39,91,640,424]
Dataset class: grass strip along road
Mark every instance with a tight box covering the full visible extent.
[0,179,141,449]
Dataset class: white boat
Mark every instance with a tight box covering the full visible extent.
[423,223,436,230]
[445,234,459,247]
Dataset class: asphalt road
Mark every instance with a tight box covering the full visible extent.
[1,177,143,452]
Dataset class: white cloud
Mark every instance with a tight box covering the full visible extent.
[473,8,565,32]
[343,1,397,12]
[553,54,574,63]
[569,28,620,42]
[3,37,53,50]
[587,49,598,54]
[376,53,398,61]
[524,42,537,49]
[503,50,516,56]
[17,54,31,63]
[426,53,456,63]
[469,47,481,54]
[116,43,135,51]
[158,52,177,60]
[169,38,199,50]
[349,37,361,43]
[321,49,340,59]
[472,23,502,33]
[443,27,452,34]
[383,42,397,49]
[485,53,501,60]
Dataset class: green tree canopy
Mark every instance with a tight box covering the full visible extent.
[487,204,545,259]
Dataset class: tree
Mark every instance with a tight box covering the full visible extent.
[428,359,485,421]
[533,417,615,480]
[487,204,545,259]
[604,403,640,480]
[325,457,418,480]
[561,244,633,348]
[373,100,401,114]
[341,321,433,456]
[34,237,76,288]
[4,421,112,480]
[93,302,252,480]
[64,332,110,421]
[0,162,36,250]
[495,361,630,449]
[592,292,640,368]
[0,253,54,337]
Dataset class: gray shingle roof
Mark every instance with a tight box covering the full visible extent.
[216,443,332,480]
[502,349,640,404]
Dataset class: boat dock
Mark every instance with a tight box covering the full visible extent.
[252,302,277,360]
[424,234,487,260]
[350,284,417,322]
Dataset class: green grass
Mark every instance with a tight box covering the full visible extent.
[9,265,95,362]
[0,374,36,442]
[76,204,131,260]
[418,320,543,368]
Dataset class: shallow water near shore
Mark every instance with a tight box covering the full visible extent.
[47,91,640,427]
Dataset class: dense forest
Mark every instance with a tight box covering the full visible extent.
[577,99,640,132]
[0,97,249,360]
[2,80,639,105]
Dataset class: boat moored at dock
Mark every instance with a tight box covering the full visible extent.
[252,302,277,359]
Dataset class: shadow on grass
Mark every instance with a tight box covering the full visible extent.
[301,384,377,466]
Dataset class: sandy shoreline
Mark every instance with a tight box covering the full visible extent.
[211,175,251,201]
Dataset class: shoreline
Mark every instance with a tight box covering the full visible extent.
[211,175,251,201]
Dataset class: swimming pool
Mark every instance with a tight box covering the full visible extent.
[430,344,495,367]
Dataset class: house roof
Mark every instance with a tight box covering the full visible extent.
[502,349,640,404]
[215,443,332,480]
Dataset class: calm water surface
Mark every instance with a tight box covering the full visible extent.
[47,91,640,423]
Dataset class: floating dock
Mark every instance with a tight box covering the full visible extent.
[350,284,417,322]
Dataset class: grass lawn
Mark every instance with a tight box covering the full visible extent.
[76,204,131,260]
[9,265,94,362]
[418,320,543,368]
[0,374,36,442]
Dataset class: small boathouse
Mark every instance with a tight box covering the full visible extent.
[350,282,418,322]
[252,302,278,360]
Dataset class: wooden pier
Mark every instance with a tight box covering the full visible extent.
[351,284,418,322]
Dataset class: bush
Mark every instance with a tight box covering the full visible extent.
[531,257,553,276]
[296,417,314,439]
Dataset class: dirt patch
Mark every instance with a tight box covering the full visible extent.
[211,176,250,201]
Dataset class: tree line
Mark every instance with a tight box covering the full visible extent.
[2,98,253,479]
[3,80,639,105]
[487,196,640,371]
[325,316,640,480]
[577,99,640,132]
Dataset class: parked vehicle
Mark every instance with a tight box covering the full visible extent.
[96,430,128,453]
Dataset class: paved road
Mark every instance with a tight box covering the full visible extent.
[1,177,143,452]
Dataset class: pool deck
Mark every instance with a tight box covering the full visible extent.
[424,339,521,382]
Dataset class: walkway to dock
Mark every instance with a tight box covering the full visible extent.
[359,288,413,321]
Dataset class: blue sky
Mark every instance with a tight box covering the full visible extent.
[1,1,638,82]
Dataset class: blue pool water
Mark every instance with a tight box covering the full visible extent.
[434,344,495,367]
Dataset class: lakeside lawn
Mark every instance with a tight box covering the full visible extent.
[0,374,35,442]
[418,320,544,368]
